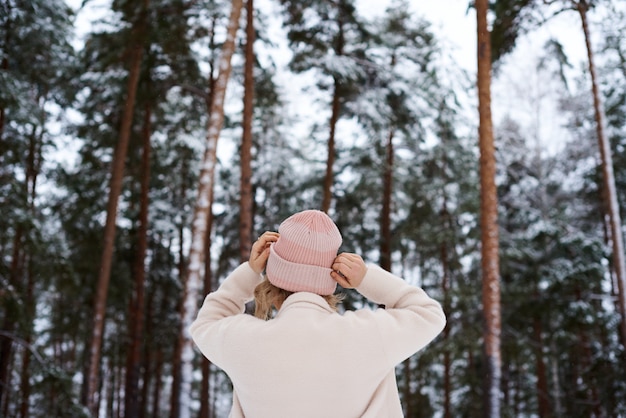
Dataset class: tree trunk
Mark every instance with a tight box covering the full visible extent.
[476,0,502,416]
[322,12,345,214]
[402,358,411,417]
[239,0,255,263]
[125,103,152,418]
[170,223,186,418]
[533,315,549,416]
[577,1,626,353]
[0,228,20,412]
[322,82,340,214]
[0,2,10,144]
[380,130,394,271]
[83,0,150,412]
[440,201,452,418]
[18,256,33,418]
[177,1,243,417]
[139,285,155,418]
[200,193,215,418]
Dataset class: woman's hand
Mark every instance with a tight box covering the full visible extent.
[331,253,367,289]
[249,231,280,274]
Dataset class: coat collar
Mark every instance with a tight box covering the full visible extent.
[275,292,336,316]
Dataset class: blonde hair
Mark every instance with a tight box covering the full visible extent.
[253,278,343,320]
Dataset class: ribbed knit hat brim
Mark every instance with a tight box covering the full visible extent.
[265,210,342,296]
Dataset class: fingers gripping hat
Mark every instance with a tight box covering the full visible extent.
[266,210,342,295]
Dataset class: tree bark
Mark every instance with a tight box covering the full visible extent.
[200,192,215,418]
[177,1,243,417]
[239,0,255,263]
[533,312,550,417]
[476,0,502,416]
[0,1,10,144]
[124,103,152,418]
[577,0,626,353]
[322,80,340,214]
[170,223,186,418]
[380,130,394,271]
[83,0,150,412]
[322,11,345,213]
[441,201,452,418]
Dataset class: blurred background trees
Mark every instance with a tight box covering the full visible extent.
[1,0,625,417]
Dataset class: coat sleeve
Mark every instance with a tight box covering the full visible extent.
[188,262,262,365]
[354,264,446,366]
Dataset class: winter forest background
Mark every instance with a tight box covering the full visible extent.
[2,0,626,417]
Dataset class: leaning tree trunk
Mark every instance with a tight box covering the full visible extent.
[177,1,243,417]
[476,0,502,416]
[239,0,255,263]
[83,0,149,412]
[577,1,626,352]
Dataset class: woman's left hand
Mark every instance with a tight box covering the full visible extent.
[331,253,367,288]
[249,231,280,274]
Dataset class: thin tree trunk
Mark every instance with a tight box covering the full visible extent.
[125,103,152,418]
[139,284,155,418]
[200,192,215,418]
[83,0,150,412]
[0,228,20,411]
[476,0,502,416]
[170,222,186,418]
[178,2,243,417]
[402,358,411,417]
[533,313,550,417]
[18,261,33,418]
[21,128,40,418]
[577,1,626,353]
[239,0,255,263]
[322,13,345,213]
[0,2,10,144]
[440,202,452,418]
[151,296,165,418]
[322,83,340,214]
[380,130,394,271]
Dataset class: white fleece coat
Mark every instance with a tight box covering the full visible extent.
[190,262,446,418]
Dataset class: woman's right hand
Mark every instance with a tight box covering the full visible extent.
[249,231,280,274]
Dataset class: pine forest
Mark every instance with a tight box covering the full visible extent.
[2,0,626,417]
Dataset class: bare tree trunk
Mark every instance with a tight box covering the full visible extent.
[577,1,626,353]
[19,253,34,418]
[178,2,243,417]
[380,130,394,271]
[533,314,550,417]
[151,300,165,418]
[322,83,340,214]
[200,193,215,418]
[139,285,155,418]
[440,202,452,418]
[171,222,186,418]
[402,358,411,417]
[125,103,152,418]
[322,12,345,213]
[83,0,150,412]
[0,2,10,145]
[0,225,20,413]
[239,0,255,263]
[476,0,502,416]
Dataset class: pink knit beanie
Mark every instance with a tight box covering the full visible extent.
[265,210,342,295]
